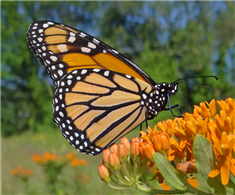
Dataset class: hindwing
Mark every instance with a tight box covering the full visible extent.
[53,68,152,155]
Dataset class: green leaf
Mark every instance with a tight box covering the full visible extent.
[224,173,235,195]
[194,134,225,193]
[153,153,186,191]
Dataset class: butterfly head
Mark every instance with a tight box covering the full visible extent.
[166,82,179,95]
[146,82,179,118]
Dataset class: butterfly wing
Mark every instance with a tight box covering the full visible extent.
[53,68,152,155]
[26,21,155,87]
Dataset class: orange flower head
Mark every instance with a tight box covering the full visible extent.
[117,143,129,163]
[79,159,88,166]
[208,98,235,185]
[161,132,170,152]
[98,164,111,183]
[176,161,197,173]
[65,152,76,160]
[31,154,41,163]
[139,141,155,161]
[108,152,120,171]
[110,143,118,154]
[131,137,140,143]
[71,158,80,167]
[150,132,162,152]
[102,149,111,167]
[11,166,33,177]
[120,137,131,152]
[130,141,140,160]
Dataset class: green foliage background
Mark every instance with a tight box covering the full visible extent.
[1,1,235,194]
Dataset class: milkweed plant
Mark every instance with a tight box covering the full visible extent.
[98,98,235,195]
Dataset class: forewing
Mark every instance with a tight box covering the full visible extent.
[26,21,155,87]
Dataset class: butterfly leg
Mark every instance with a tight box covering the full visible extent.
[139,123,142,137]
[164,104,183,117]
[164,93,184,117]
[139,111,149,138]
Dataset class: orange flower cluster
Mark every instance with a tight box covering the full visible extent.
[32,152,57,164]
[11,166,33,177]
[98,137,142,187]
[71,158,88,167]
[32,152,88,167]
[139,98,235,186]
[65,152,88,167]
[74,173,90,184]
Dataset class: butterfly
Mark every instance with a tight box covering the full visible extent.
[26,21,181,155]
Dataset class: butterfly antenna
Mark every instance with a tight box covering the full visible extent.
[174,75,218,83]
[177,91,190,112]
[174,75,218,93]
[178,82,214,93]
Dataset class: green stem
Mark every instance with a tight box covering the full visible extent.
[181,174,215,195]
[121,163,133,182]
[133,160,138,183]
[110,169,131,186]
[135,182,186,194]
[136,160,147,182]
[108,183,127,190]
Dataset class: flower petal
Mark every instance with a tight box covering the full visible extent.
[220,156,230,185]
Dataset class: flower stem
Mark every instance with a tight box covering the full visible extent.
[135,182,186,194]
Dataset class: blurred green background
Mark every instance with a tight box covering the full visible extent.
[1,1,234,194]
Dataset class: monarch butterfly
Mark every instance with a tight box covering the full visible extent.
[26,21,180,155]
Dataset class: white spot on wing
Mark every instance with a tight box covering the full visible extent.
[58,70,63,76]
[104,71,109,77]
[88,42,96,49]
[43,23,49,28]
[112,49,118,54]
[93,38,100,44]
[81,69,87,75]
[79,32,86,37]
[93,69,100,72]
[67,80,72,85]
[59,112,64,117]
[47,21,54,25]
[81,47,91,53]
[142,94,147,99]
[50,56,58,61]
[57,44,68,52]
[68,36,75,43]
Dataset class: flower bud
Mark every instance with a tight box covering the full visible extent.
[131,137,139,143]
[139,142,155,161]
[102,149,110,167]
[151,132,162,152]
[117,143,128,163]
[161,132,170,152]
[120,137,131,152]
[98,164,111,183]
[110,143,118,154]
[176,161,197,173]
[130,141,140,160]
[151,132,170,153]
[108,152,120,171]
